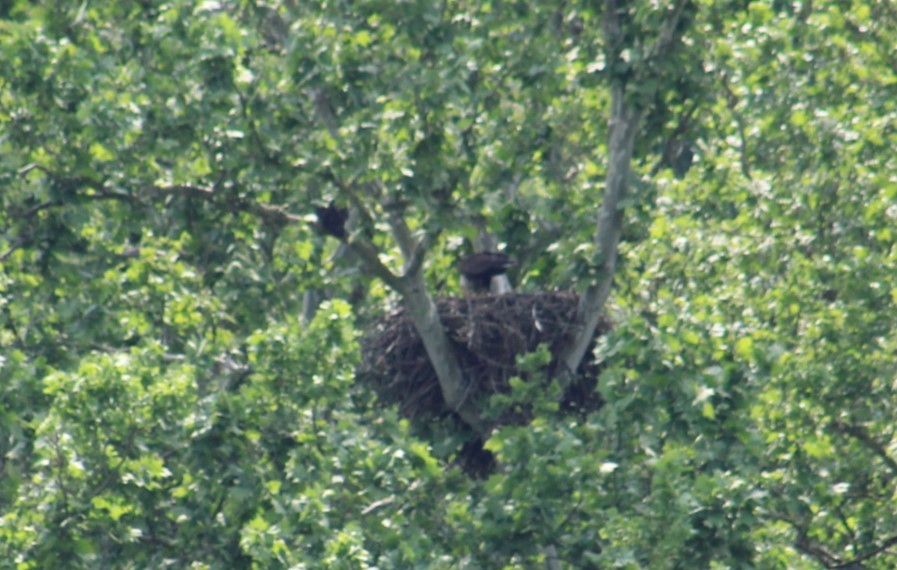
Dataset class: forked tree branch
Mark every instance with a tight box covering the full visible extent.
[328,179,482,432]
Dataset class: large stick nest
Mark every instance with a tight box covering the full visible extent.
[359,291,611,422]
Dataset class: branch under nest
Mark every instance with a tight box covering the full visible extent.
[359,291,612,422]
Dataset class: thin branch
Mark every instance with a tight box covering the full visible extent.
[22,200,62,218]
[17,162,56,177]
[552,492,585,535]
[10,167,305,256]
[142,184,301,226]
[141,183,215,200]
[386,202,416,259]
[239,200,301,227]
[834,534,897,568]
[831,421,897,479]
[235,85,281,167]
[361,495,396,516]
[651,99,699,176]
[646,0,689,66]
[1,234,31,261]
[324,170,378,233]
[345,237,403,291]
[403,235,430,279]
[81,190,132,202]
[833,503,859,558]
[720,73,753,180]
[311,87,340,139]
[842,6,897,79]
[18,170,386,325]
[50,430,72,520]
[794,534,843,568]
[782,507,897,569]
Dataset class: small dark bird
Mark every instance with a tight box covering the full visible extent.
[459,251,515,293]
[315,201,349,239]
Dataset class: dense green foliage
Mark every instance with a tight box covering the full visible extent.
[2,1,897,568]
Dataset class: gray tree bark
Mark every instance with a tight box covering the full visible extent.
[556,0,689,386]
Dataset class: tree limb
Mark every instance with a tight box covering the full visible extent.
[324,170,379,233]
[0,237,29,261]
[344,236,403,291]
[380,204,483,432]
[646,0,689,66]
[651,100,699,176]
[142,184,301,226]
[557,89,640,385]
[403,235,430,279]
[14,161,480,432]
[794,533,843,568]
[399,270,485,432]
[782,507,897,569]
[141,183,215,200]
[321,171,480,430]
[542,544,562,570]
[720,73,753,180]
[142,173,478,432]
[555,0,638,382]
[830,421,897,479]
[835,534,897,568]
[556,0,689,384]
[385,200,417,259]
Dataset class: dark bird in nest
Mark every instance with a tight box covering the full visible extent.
[315,201,348,239]
[459,251,515,293]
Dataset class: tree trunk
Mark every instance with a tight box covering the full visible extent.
[399,271,486,433]
[556,0,688,383]
[557,86,641,383]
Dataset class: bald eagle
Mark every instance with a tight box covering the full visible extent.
[459,252,515,293]
[315,201,349,239]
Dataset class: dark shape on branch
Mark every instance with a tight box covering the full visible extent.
[459,251,515,293]
[457,437,496,479]
[315,201,348,239]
